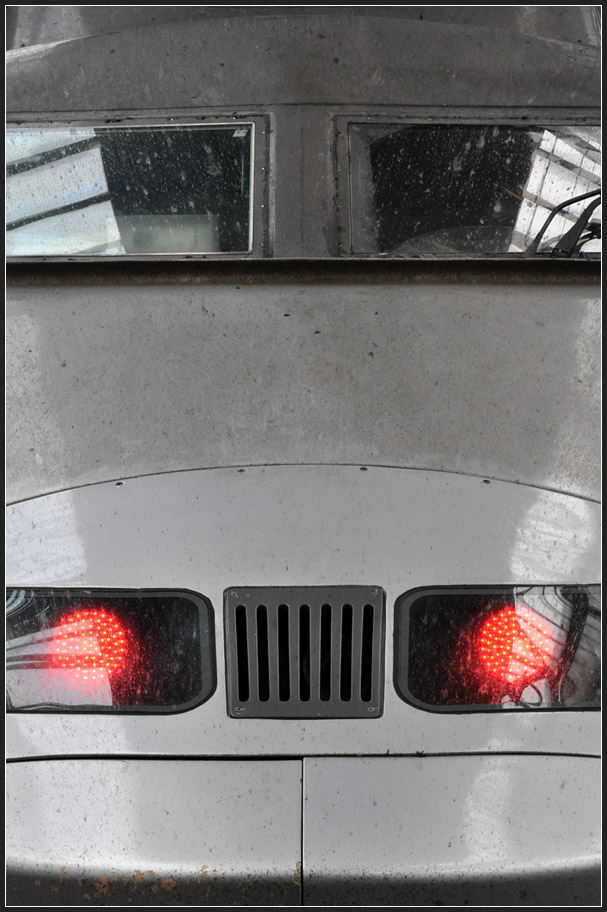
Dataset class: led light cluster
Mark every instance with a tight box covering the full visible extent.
[477,606,552,685]
[51,609,129,677]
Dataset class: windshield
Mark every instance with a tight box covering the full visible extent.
[349,124,601,256]
[6,124,253,256]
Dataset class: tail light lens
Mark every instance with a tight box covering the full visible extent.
[50,609,129,674]
[395,585,600,711]
[6,589,215,713]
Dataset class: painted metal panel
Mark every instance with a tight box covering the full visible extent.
[6,759,302,905]
[302,755,600,905]
[7,7,601,53]
[6,13,600,113]
[6,281,600,502]
[6,466,600,760]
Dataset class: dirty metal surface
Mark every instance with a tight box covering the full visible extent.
[6,12,600,113]
[6,280,600,503]
[6,259,601,284]
[7,7,600,53]
[302,755,601,905]
[6,759,302,906]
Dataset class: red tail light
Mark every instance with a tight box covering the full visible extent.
[6,589,216,713]
[476,606,552,686]
[395,585,601,711]
[51,609,129,677]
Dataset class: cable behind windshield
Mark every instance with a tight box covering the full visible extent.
[348,124,601,257]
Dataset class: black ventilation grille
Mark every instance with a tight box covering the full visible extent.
[225,587,385,718]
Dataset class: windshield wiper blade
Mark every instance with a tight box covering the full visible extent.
[522,189,601,258]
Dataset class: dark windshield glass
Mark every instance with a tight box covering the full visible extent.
[349,124,601,256]
[6,124,253,256]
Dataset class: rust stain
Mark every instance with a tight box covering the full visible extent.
[133,870,144,891]
[59,866,69,882]
[161,877,177,892]
[94,875,110,897]
[151,885,159,894]
[198,864,210,880]
[146,870,156,878]
[293,861,302,886]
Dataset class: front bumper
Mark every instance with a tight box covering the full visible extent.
[6,755,600,906]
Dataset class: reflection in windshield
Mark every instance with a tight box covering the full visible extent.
[400,585,600,710]
[349,124,601,255]
[6,125,253,256]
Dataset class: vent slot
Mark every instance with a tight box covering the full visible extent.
[340,604,353,701]
[361,604,375,701]
[256,605,270,701]
[235,605,249,702]
[320,604,331,701]
[225,587,385,718]
[299,604,311,701]
[278,604,290,701]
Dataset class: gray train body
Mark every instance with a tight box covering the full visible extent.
[6,7,601,905]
